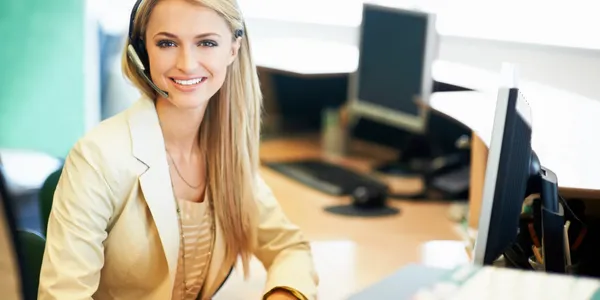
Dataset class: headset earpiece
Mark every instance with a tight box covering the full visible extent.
[132,38,149,68]
[127,0,169,98]
[234,29,244,38]
[128,0,146,68]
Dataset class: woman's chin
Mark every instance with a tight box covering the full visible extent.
[158,93,210,110]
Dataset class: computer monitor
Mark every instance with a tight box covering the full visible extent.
[348,3,438,134]
[0,165,25,299]
[472,78,566,273]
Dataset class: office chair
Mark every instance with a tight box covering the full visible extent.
[39,168,62,236]
[16,229,46,300]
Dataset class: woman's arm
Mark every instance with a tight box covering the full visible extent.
[253,174,319,300]
[38,140,115,300]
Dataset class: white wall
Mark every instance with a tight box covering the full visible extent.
[99,0,600,100]
[439,37,600,101]
[95,8,600,103]
[246,17,600,101]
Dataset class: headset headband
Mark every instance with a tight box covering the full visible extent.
[129,0,144,43]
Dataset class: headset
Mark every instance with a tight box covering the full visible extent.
[126,0,245,99]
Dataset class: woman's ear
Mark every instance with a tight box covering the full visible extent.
[228,37,242,65]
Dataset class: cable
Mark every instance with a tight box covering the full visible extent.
[558,194,585,226]
[559,194,588,251]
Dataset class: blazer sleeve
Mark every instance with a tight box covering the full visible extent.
[253,174,319,300]
[38,140,115,300]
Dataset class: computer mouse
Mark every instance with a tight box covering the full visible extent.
[351,185,387,209]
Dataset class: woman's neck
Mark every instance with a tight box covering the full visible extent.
[155,98,207,158]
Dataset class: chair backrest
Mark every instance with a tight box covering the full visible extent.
[16,229,46,300]
[0,165,25,300]
[39,168,62,236]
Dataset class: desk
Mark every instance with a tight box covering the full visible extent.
[213,136,463,299]
[429,85,600,228]
[348,262,600,299]
[347,264,449,300]
[252,37,500,93]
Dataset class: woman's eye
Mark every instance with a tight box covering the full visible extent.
[156,40,176,48]
[199,40,217,47]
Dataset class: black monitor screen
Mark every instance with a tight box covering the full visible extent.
[357,5,430,116]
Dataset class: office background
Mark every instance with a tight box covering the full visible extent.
[2,0,599,156]
[2,0,600,299]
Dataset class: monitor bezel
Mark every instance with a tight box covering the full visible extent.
[472,84,533,265]
[347,3,439,134]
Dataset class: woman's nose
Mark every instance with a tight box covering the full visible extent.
[176,46,198,73]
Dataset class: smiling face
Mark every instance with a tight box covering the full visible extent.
[144,0,241,109]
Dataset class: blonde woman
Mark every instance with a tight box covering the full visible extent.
[37,0,318,299]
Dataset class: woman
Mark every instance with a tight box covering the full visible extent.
[37,0,318,299]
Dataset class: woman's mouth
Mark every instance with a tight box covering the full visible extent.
[169,77,207,92]
[171,77,206,86]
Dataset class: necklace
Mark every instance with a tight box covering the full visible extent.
[167,150,203,189]
[172,183,217,299]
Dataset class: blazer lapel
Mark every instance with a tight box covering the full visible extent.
[127,97,180,289]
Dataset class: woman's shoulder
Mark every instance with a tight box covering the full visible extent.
[74,97,151,162]
[74,108,133,164]
[68,104,145,192]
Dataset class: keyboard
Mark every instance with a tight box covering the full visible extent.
[412,265,600,300]
[264,160,387,196]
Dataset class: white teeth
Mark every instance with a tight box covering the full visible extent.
[174,78,204,85]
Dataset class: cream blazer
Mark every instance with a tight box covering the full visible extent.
[38,97,319,300]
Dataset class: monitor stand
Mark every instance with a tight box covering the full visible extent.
[371,80,474,200]
[373,133,470,201]
[375,80,472,177]
[374,134,433,177]
[528,169,566,274]
[526,151,566,274]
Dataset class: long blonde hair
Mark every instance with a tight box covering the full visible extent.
[122,0,262,277]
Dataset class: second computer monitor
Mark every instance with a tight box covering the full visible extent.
[473,81,566,272]
[473,84,535,266]
[349,3,438,134]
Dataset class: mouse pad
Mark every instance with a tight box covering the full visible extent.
[324,204,400,217]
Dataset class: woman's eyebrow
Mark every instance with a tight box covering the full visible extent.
[153,31,221,39]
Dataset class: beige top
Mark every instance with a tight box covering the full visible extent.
[171,198,214,300]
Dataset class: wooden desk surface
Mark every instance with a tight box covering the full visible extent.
[214,136,462,299]
[429,86,600,196]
